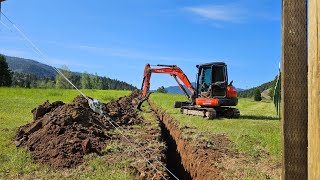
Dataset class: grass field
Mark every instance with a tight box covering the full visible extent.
[0,88,132,179]
[150,93,282,178]
[0,88,282,179]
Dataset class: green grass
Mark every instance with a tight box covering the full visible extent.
[0,87,132,179]
[150,93,282,161]
[0,88,282,178]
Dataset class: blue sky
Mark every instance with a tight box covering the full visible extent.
[0,0,281,90]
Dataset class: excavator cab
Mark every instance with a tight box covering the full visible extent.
[196,62,228,98]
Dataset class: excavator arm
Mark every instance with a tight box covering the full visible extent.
[136,64,195,110]
[141,64,195,98]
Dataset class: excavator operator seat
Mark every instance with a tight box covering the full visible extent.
[196,62,228,98]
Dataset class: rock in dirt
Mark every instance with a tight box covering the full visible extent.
[14,90,144,169]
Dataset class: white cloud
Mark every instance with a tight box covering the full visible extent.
[184,4,245,23]
[74,44,205,63]
[184,1,280,24]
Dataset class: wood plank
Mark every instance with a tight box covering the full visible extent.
[282,0,308,179]
[308,0,320,178]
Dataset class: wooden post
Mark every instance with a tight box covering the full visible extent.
[282,0,308,179]
[308,0,320,178]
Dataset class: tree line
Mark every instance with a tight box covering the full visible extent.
[238,77,277,99]
[0,55,136,90]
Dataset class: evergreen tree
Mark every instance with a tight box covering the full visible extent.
[0,55,12,86]
[81,72,91,89]
[101,77,108,90]
[254,88,262,101]
[96,76,103,89]
[70,73,81,88]
[89,74,95,89]
[155,86,167,93]
[92,73,103,89]
[55,66,73,89]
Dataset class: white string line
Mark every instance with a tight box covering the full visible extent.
[106,113,179,180]
[13,26,89,100]
[0,19,13,32]
[102,115,171,180]
[1,12,89,101]
[1,20,85,100]
[1,11,177,180]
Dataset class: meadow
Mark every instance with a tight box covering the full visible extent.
[0,88,282,179]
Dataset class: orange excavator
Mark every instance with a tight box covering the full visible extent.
[136,63,240,119]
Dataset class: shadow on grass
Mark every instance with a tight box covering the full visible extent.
[239,115,280,121]
[166,112,280,121]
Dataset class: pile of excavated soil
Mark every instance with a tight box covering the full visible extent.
[14,90,144,169]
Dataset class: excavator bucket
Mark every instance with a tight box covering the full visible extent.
[133,91,151,111]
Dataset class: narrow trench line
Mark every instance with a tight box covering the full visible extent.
[159,121,192,180]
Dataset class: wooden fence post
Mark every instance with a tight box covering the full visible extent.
[282,0,308,179]
[308,0,320,178]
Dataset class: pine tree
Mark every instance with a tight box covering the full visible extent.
[254,88,262,101]
[0,55,12,86]
[155,86,167,93]
[92,73,103,89]
[55,66,73,89]
[81,72,91,89]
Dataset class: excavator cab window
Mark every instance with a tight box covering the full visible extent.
[198,66,212,97]
[212,65,226,83]
[211,65,227,97]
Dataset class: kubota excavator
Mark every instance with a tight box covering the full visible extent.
[136,63,240,119]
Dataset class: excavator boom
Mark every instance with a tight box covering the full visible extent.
[140,64,195,99]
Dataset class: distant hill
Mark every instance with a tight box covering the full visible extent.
[164,83,245,95]
[236,88,245,92]
[238,80,275,98]
[3,55,57,78]
[165,82,196,95]
[1,54,136,90]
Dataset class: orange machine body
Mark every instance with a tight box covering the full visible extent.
[196,85,237,107]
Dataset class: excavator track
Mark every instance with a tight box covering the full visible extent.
[181,106,240,119]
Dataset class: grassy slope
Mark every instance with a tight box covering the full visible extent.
[0,88,132,179]
[150,93,281,178]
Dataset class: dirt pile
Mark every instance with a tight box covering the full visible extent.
[14,90,143,169]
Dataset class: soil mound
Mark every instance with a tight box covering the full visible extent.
[14,90,143,169]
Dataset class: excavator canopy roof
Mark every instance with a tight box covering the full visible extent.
[196,62,226,68]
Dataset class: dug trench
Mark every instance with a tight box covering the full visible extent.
[160,120,192,180]
[148,100,235,180]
